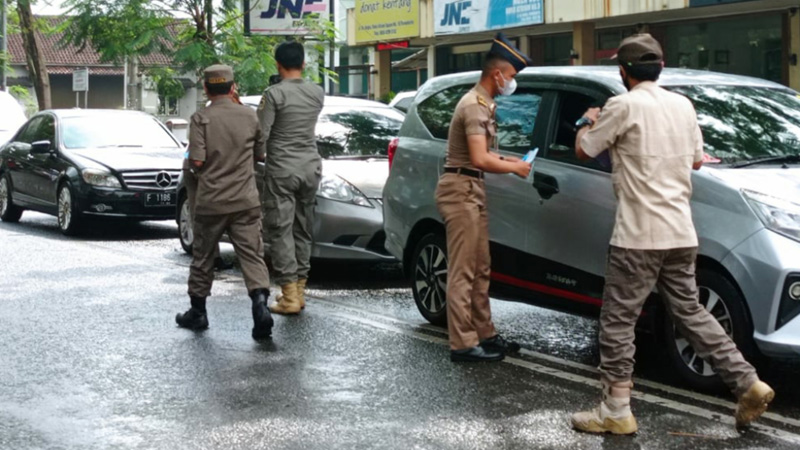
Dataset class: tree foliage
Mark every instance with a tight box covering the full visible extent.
[61,0,339,96]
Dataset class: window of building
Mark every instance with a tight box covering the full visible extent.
[663,14,782,83]
[158,95,179,116]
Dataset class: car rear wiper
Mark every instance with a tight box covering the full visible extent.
[730,155,800,168]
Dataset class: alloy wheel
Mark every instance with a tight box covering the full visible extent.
[58,187,72,231]
[179,199,194,249]
[0,178,8,217]
[414,243,448,315]
[673,286,733,377]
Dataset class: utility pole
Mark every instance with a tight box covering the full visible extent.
[1,0,7,91]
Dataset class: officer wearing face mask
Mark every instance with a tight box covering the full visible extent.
[435,33,532,363]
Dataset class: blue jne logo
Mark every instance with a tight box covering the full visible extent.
[261,0,325,19]
[440,1,471,27]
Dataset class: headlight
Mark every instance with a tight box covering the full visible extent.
[743,190,800,242]
[82,168,121,188]
[317,174,373,208]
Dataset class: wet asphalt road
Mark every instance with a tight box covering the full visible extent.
[2,213,800,449]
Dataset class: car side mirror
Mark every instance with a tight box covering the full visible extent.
[30,140,52,154]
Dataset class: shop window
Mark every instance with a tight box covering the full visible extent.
[158,95,179,116]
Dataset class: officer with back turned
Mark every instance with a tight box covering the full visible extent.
[436,34,532,362]
[175,64,274,340]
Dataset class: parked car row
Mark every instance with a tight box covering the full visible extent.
[383,66,800,391]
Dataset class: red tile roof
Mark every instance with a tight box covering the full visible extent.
[8,15,180,73]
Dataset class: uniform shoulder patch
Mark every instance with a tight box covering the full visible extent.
[257,94,267,111]
[476,95,488,108]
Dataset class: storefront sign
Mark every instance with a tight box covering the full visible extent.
[355,0,420,44]
[690,0,756,5]
[244,0,330,35]
[376,41,410,51]
[435,0,543,36]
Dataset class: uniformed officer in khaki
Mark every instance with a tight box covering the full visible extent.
[572,34,774,434]
[257,41,325,315]
[176,64,274,340]
[436,34,533,363]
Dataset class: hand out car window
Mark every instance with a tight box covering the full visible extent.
[668,85,800,164]
[62,115,180,149]
[545,90,608,171]
[495,90,543,154]
[417,85,472,140]
[316,106,404,159]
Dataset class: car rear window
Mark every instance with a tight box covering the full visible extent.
[417,85,472,140]
[316,106,404,159]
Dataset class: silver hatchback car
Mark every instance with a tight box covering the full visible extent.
[383,67,800,391]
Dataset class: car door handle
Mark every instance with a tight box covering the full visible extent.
[533,172,559,200]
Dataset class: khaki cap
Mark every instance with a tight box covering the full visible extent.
[615,34,663,66]
[203,64,234,84]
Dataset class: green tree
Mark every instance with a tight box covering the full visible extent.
[62,0,339,98]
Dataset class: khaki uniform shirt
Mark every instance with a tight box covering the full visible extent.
[445,84,497,170]
[257,79,325,177]
[581,81,704,250]
[188,97,265,216]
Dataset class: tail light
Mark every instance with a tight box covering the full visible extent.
[388,137,399,169]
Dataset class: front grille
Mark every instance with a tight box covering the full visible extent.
[121,170,181,190]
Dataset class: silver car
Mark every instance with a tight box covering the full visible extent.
[383,67,800,391]
[178,95,403,262]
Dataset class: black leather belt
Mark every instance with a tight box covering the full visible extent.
[443,167,484,179]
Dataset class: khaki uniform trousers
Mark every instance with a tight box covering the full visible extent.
[188,207,270,297]
[435,173,497,350]
[183,169,220,260]
[263,163,321,286]
[600,246,757,397]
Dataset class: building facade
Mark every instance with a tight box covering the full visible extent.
[344,0,800,99]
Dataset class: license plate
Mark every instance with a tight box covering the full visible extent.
[145,192,175,207]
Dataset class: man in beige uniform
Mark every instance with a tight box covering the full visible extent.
[176,65,274,340]
[572,34,774,434]
[436,34,533,363]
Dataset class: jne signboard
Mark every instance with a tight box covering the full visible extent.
[245,0,330,35]
[434,0,543,36]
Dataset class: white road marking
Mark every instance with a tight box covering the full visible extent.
[312,296,800,435]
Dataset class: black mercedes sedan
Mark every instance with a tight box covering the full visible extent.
[0,109,183,235]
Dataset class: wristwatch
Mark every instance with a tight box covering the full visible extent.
[575,116,595,131]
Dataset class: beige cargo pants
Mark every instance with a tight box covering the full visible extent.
[600,246,758,397]
[435,173,497,351]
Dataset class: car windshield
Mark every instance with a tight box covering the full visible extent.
[62,115,180,149]
[316,106,404,159]
[668,85,800,164]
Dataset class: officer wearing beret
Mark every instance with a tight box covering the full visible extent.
[436,34,532,362]
[176,64,274,340]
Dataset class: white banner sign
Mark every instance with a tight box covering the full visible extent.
[246,0,330,35]
[72,68,89,92]
[435,0,543,36]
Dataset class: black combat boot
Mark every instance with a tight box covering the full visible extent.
[250,288,273,340]
[176,296,209,330]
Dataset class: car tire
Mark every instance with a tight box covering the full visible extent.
[662,268,756,392]
[0,174,23,223]
[57,182,83,236]
[411,232,449,326]
[178,194,193,255]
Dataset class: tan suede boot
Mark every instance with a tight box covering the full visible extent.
[735,380,774,428]
[297,278,307,309]
[269,282,301,315]
[572,381,638,435]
